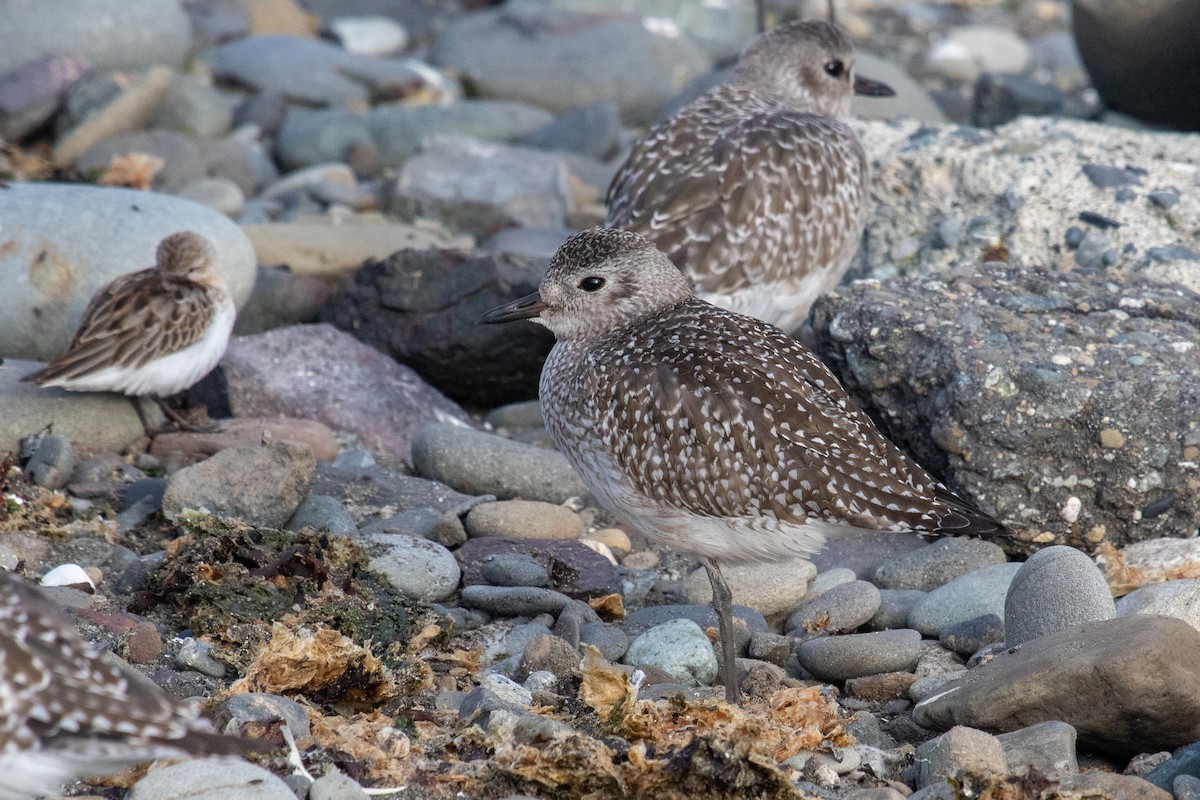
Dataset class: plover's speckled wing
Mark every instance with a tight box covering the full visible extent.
[607,96,868,300]
[0,570,254,800]
[578,299,1004,537]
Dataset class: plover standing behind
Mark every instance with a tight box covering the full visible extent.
[22,231,236,431]
[0,569,257,799]
[605,19,892,333]
[481,229,1008,703]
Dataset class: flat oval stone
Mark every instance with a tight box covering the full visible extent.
[909,562,1022,637]
[625,618,717,687]
[796,629,923,682]
[786,580,881,634]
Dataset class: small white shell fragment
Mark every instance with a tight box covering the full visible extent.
[40,563,96,592]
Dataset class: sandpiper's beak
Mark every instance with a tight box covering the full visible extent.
[853,74,895,97]
[478,291,549,324]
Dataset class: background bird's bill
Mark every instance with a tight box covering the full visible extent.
[854,74,895,97]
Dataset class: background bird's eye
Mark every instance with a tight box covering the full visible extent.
[579,276,606,292]
[824,59,845,78]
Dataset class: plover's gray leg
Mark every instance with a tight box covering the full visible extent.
[703,557,741,704]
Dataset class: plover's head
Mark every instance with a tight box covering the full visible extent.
[156,231,219,282]
[478,228,692,342]
[733,20,893,117]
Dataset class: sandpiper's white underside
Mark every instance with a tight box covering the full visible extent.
[38,300,236,397]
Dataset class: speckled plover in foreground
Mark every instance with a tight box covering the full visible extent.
[0,569,258,800]
[480,228,1008,703]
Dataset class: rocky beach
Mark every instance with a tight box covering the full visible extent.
[1,0,1199,798]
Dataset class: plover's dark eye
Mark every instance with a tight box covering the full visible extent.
[824,59,845,78]
[579,276,606,292]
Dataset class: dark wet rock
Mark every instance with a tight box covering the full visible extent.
[455,537,613,599]
[913,615,1200,755]
[914,726,1007,788]
[233,265,332,337]
[222,324,469,467]
[1072,0,1200,131]
[873,538,1008,592]
[412,424,587,504]
[971,72,1089,128]
[162,441,315,528]
[1004,545,1115,646]
[322,248,554,406]
[996,720,1078,778]
[811,264,1200,551]
[1145,741,1200,790]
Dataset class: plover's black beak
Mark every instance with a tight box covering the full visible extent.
[478,291,548,324]
[853,74,895,97]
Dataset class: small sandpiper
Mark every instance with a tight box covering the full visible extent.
[605,19,893,334]
[0,569,257,799]
[22,231,236,432]
[480,229,1007,703]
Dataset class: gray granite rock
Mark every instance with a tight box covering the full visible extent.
[786,581,881,634]
[795,629,923,682]
[275,100,554,171]
[865,589,929,632]
[1004,545,1116,646]
[914,726,1007,789]
[412,424,587,504]
[522,101,621,160]
[202,35,434,108]
[432,7,708,123]
[162,442,315,528]
[221,324,469,467]
[286,495,356,536]
[309,769,369,800]
[0,0,191,76]
[465,500,583,540]
[1118,579,1200,633]
[460,585,574,617]
[625,619,717,688]
[579,622,628,662]
[25,434,75,490]
[1145,741,1200,790]
[909,563,1022,637]
[996,720,1078,779]
[913,615,1200,755]
[389,136,579,235]
[219,692,310,739]
[940,614,1005,657]
[622,603,768,642]
[128,756,294,799]
[480,553,550,588]
[368,535,460,602]
[873,538,1008,592]
[0,183,256,362]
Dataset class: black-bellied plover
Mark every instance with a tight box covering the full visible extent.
[605,20,893,334]
[0,569,257,799]
[480,229,1008,703]
[23,231,236,431]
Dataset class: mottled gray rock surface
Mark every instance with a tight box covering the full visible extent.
[812,264,1200,551]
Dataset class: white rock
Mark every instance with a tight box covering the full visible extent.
[330,15,408,57]
[40,563,95,592]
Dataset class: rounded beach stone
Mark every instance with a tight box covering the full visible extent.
[1004,545,1115,646]
[369,536,461,602]
[625,618,718,687]
[909,562,1022,637]
[465,499,583,540]
[786,580,881,634]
